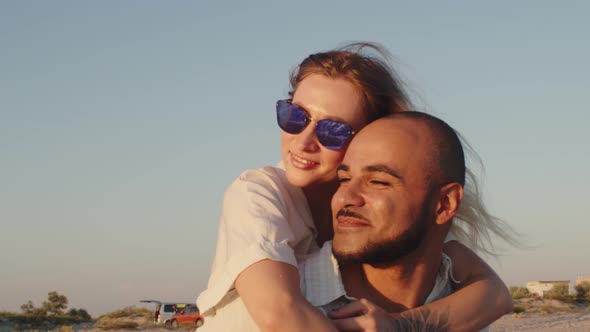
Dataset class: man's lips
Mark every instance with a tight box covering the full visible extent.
[336,216,369,227]
[335,209,370,227]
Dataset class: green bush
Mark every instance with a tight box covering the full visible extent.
[512,305,526,314]
[19,291,69,317]
[0,311,17,318]
[66,308,92,321]
[575,282,590,301]
[545,283,571,301]
[95,320,139,330]
[43,291,68,316]
[94,306,153,330]
[97,306,152,320]
[5,314,88,330]
[510,286,532,299]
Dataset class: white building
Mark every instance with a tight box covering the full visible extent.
[576,276,590,286]
[526,280,570,297]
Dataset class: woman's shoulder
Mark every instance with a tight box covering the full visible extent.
[227,165,296,197]
[237,165,287,185]
[222,165,311,227]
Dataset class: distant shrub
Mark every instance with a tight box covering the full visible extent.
[512,312,524,319]
[95,306,153,330]
[512,305,526,314]
[510,286,532,299]
[95,320,139,330]
[43,291,68,316]
[66,308,92,321]
[0,311,17,318]
[56,325,74,332]
[539,303,577,315]
[19,291,69,317]
[575,281,590,301]
[6,314,86,331]
[98,306,152,320]
[538,304,560,316]
[545,284,571,301]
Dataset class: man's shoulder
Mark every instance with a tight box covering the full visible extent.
[424,253,455,304]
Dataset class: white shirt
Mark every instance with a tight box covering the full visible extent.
[197,166,320,316]
[196,165,467,320]
[199,242,463,332]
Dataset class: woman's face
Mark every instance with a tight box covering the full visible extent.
[281,74,369,189]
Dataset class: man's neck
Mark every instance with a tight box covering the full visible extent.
[340,247,443,313]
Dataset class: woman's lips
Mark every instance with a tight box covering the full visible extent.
[289,152,319,170]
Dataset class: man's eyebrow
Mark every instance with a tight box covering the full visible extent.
[365,165,403,180]
[337,164,349,172]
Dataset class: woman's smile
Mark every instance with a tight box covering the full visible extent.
[289,151,319,169]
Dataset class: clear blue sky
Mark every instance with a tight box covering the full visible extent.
[1,1,589,316]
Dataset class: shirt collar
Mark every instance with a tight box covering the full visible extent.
[299,241,348,306]
[299,241,454,307]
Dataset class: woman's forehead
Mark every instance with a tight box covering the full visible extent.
[292,75,366,128]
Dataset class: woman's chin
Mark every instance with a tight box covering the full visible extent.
[285,167,337,190]
[285,171,313,188]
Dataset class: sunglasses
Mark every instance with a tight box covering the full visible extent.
[276,99,355,151]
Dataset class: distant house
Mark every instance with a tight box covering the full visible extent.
[576,276,590,285]
[526,280,570,297]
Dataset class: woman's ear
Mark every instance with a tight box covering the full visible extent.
[435,182,463,225]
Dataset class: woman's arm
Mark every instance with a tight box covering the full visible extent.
[405,240,512,332]
[197,169,337,332]
[329,241,511,332]
[235,260,337,332]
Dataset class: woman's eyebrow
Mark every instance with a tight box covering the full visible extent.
[337,164,349,172]
[364,165,403,180]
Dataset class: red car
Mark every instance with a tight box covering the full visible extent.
[169,304,205,329]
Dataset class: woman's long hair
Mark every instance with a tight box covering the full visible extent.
[291,41,520,255]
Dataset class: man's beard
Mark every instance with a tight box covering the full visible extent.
[333,206,431,266]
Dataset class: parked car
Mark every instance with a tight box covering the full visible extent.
[169,304,204,329]
[140,300,192,325]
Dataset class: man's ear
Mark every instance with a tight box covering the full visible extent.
[435,182,463,225]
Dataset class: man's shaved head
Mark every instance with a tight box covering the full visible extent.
[377,112,465,187]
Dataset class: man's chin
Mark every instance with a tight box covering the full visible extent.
[332,237,421,266]
[332,243,366,266]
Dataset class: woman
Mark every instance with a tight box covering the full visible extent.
[197,43,512,331]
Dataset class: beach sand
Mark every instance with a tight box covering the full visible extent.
[490,312,590,331]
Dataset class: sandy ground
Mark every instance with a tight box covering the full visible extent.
[490,312,590,331]
[92,314,590,332]
[4,312,590,331]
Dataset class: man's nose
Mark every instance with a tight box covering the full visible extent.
[294,123,320,152]
[333,180,365,208]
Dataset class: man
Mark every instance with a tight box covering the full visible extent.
[313,111,487,331]
[199,112,503,331]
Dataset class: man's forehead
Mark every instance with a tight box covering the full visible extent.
[350,118,421,149]
[342,118,431,173]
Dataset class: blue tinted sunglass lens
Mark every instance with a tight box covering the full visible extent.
[277,100,308,134]
[316,120,353,150]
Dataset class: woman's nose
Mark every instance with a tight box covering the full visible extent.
[294,123,320,152]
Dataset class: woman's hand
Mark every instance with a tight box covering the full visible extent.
[328,299,447,332]
[329,299,399,332]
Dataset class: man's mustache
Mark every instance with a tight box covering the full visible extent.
[335,209,369,222]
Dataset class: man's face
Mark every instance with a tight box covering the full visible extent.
[331,118,438,265]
